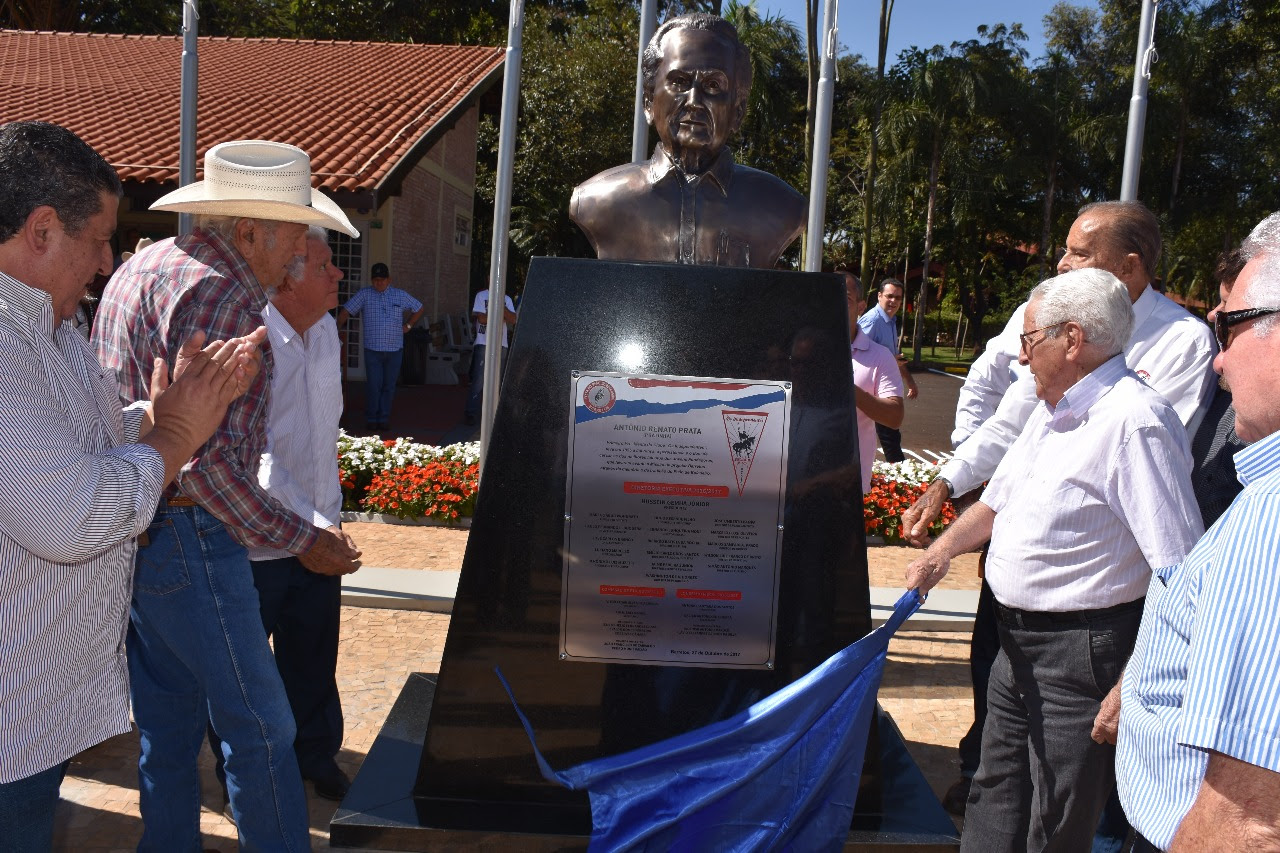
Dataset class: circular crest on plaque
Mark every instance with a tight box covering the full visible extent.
[583,380,617,414]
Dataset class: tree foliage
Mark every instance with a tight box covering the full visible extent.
[15,0,1279,335]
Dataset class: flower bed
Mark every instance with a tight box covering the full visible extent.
[864,460,957,544]
[338,433,955,538]
[337,431,479,524]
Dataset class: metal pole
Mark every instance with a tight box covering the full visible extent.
[178,0,199,235]
[631,0,658,163]
[1120,0,1158,201]
[803,0,839,272]
[479,0,525,473]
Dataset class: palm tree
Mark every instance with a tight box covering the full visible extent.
[881,46,979,364]
[859,0,895,287]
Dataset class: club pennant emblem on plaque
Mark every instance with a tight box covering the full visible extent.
[722,410,768,496]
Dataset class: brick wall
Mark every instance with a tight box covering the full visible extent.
[390,107,480,328]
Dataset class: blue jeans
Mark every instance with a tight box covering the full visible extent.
[129,503,309,852]
[211,557,343,783]
[465,344,508,418]
[364,347,403,426]
[0,760,68,852]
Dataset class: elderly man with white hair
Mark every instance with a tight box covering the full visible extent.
[905,268,1203,852]
[95,141,362,850]
[1118,212,1280,852]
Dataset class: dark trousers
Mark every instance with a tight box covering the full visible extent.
[960,603,1141,853]
[0,760,68,852]
[958,579,1000,776]
[875,422,905,462]
[210,556,343,781]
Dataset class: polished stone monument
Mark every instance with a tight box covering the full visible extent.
[330,259,958,850]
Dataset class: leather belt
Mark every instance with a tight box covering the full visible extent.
[994,597,1144,630]
[166,495,197,507]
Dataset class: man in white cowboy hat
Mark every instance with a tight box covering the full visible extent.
[94,139,363,850]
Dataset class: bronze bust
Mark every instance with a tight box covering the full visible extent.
[570,14,806,268]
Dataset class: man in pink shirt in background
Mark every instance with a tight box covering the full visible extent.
[841,269,904,492]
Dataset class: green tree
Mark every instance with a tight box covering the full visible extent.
[881,46,980,363]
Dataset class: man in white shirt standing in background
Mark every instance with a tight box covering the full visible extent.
[904,268,1204,851]
[464,286,517,426]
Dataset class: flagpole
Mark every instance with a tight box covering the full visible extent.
[479,0,526,475]
[630,0,658,162]
[803,0,839,271]
[178,0,199,235]
[1120,0,1158,201]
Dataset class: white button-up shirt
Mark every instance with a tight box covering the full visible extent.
[246,306,343,561]
[981,355,1203,612]
[943,286,1217,496]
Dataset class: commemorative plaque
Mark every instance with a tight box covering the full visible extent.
[562,372,791,668]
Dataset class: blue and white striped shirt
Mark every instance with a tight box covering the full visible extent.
[1118,428,1280,849]
[341,285,422,352]
[0,271,165,783]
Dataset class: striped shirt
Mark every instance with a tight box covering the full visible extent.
[981,355,1203,612]
[93,230,318,555]
[1118,429,1280,849]
[0,270,165,783]
[246,307,343,560]
[342,285,422,352]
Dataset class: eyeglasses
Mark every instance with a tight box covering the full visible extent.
[1215,307,1280,351]
[1019,321,1067,352]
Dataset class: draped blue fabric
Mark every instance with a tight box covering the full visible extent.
[499,589,922,852]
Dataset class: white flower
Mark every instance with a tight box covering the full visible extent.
[871,459,940,486]
[337,432,483,476]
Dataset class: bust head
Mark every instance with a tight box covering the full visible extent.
[642,14,751,173]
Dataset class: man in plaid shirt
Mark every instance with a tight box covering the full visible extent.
[95,140,362,851]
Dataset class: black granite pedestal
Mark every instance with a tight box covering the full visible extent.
[330,673,959,850]
[331,259,957,850]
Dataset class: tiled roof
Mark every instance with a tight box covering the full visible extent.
[0,30,504,196]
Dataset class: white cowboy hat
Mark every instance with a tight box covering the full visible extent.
[150,140,359,238]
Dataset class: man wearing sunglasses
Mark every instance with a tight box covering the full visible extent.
[1117,212,1280,851]
[905,268,1203,852]
[911,200,1218,819]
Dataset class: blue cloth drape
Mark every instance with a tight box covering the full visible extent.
[499,588,922,852]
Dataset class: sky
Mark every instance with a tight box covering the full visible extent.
[759,0,1100,65]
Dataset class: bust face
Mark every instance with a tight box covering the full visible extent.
[646,28,744,164]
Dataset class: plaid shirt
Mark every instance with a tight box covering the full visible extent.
[341,286,422,352]
[93,229,318,555]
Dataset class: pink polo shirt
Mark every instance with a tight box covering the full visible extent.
[851,332,904,492]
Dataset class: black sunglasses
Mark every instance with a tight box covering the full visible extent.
[1215,307,1280,351]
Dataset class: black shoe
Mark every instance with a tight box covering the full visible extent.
[942,776,971,816]
[304,764,351,801]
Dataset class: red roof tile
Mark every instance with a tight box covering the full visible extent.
[0,30,504,195]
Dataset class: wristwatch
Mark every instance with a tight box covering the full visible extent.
[938,477,954,499]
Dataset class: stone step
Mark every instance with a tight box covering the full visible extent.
[341,567,979,632]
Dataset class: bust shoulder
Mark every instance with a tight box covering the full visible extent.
[571,162,650,226]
